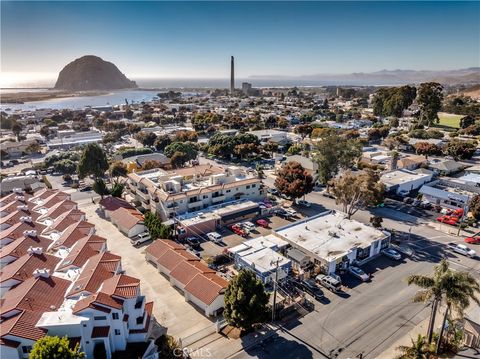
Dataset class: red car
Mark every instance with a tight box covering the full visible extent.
[465,236,480,244]
[436,216,458,226]
[256,219,269,228]
[231,224,248,237]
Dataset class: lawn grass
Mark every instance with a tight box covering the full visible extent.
[437,112,463,129]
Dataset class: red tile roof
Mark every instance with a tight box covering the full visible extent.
[0,192,32,208]
[145,239,185,259]
[156,249,199,272]
[67,252,121,297]
[0,221,47,243]
[0,235,53,261]
[48,209,85,232]
[38,199,77,221]
[101,274,140,299]
[91,326,110,338]
[109,207,144,230]
[184,273,228,305]
[73,292,123,314]
[0,252,61,284]
[0,275,70,317]
[99,196,135,212]
[32,191,70,210]
[0,309,46,341]
[57,234,106,271]
[169,260,215,286]
[52,221,95,249]
[0,208,40,227]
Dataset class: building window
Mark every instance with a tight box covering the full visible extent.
[115,329,121,335]
[226,190,231,193]
[246,185,250,189]
[252,184,256,188]
[22,346,32,354]
[112,312,119,320]
[203,195,208,199]
[94,316,107,321]
[86,341,90,344]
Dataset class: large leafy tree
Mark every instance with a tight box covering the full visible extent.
[30,336,85,359]
[443,139,477,160]
[274,161,314,201]
[135,131,157,147]
[469,195,480,220]
[372,85,417,117]
[329,170,385,219]
[414,142,442,159]
[224,269,270,331]
[154,135,172,152]
[77,143,109,180]
[144,211,172,239]
[459,115,476,129]
[314,132,362,185]
[164,142,197,162]
[417,82,444,126]
[407,259,480,345]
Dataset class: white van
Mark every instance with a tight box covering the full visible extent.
[130,232,151,246]
[207,232,222,243]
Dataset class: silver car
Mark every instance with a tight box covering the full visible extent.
[381,248,402,261]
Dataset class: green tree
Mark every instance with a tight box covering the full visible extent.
[372,86,416,117]
[93,178,110,198]
[314,132,362,185]
[329,170,385,219]
[164,142,197,162]
[154,135,172,152]
[109,161,128,185]
[30,336,85,359]
[414,142,442,159]
[77,143,109,180]
[396,334,434,359]
[274,161,314,201]
[417,82,444,126]
[155,334,181,359]
[224,269,270,331]
[459,115,476,129]
[469,194,480,220]
[407,259,480,344]
[11,121,22,141]
[144,211,173,239]
[444,140,477,160]
[135,131,157,147]
[294,124,313,139]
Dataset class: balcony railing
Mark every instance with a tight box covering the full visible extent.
[187,200,203,209]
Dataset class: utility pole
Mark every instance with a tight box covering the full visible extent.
[457,201,469,237]
[271,258,280,322]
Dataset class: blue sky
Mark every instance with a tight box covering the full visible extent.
[1,1,479,79]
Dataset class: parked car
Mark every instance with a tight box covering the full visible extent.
[465,236,480,244]
[207,232,222,243]
[275,208,292,219]
[381,248,402,261]
[348,266,370,281]
[285,208,298,217]
[241,221,256,231]
[185,236,202,250]
[300,279,324,301]
[130,232,151,246]
[297,200,311,207]
[403,197,414,204]
[448,243,476,258]
[315,274,342,293]
[79,185,93,192]
[231,224,248,237]
[267,188,279,196]
[436,216,458,226]
[256,219,269,228]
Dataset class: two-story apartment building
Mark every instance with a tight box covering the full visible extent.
[126,164,263,221]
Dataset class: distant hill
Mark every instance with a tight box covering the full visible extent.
[54,55,137,91]
[250,68,480,86]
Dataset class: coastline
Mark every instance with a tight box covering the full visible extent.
[0,90,110,104]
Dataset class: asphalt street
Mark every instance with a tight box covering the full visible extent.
[233,176,480,359]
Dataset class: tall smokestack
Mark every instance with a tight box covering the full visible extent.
[230,56,235,96]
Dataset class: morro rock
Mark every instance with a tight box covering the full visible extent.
[54,55,137,91]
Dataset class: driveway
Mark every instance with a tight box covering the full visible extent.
[79,202,215,339]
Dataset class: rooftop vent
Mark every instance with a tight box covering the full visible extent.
[20,216,33,223]
[27,246,43,255]
[23,230,37,237]
[15,196,26,202]
[33,268,50,278]
[17,205,29,211]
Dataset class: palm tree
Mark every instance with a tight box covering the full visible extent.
[407,260,480,346]
[396,334,434,359]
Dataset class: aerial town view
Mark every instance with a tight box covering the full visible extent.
[0,1,479,359]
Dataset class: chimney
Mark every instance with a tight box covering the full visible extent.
[33,268,50,278]
[27,247,43,255]
[230,56,235,96]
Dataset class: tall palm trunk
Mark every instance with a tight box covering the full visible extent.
[436,304,450,354]
[427,299,439,343]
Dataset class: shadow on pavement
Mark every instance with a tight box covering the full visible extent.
[242,332,314,359]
